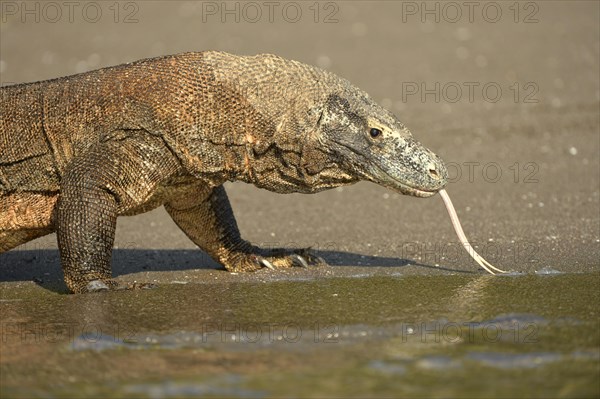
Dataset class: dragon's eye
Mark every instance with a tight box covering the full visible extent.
[369,128,382,138]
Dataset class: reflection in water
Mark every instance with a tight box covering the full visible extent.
[445,275,496,320]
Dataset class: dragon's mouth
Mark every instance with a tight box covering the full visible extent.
[366,164,442,198]
[330,140,444,197]
[393,183,439,198]
[380,177,440,197]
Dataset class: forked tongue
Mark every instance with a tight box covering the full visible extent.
[438,189,506,275]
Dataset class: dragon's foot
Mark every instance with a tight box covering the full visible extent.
[223,247,326,272]
[64,275,118,293]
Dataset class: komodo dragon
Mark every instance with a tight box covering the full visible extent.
[0,51,448,293]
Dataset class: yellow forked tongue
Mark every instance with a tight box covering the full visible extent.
[438,189,507,275]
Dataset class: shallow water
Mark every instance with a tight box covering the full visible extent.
[1,273,598,398]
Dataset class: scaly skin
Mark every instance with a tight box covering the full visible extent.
[0,51,448,293]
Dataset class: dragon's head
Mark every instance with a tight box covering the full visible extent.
[307,91,447,197]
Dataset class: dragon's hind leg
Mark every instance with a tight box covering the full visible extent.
[0,193,56,252]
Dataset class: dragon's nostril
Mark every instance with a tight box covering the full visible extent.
[429,167,439,178]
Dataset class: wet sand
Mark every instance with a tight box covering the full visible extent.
[1,273,599,397]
